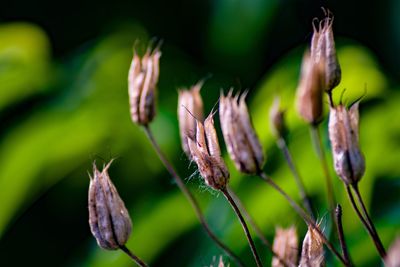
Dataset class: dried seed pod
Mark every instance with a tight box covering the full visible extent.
[328,102,365,185]
[299,226,324,267]
[272,226,298,267]
[177,81,204,158]
[128,45,161,125]
[188,113,229,190]
[296,51,325,125]
[310,14,341,92]
[269,96,287,139]
[385,237,400,267]
[88,160,132,250]
[219,90,264,174]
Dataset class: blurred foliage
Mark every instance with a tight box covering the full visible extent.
[0,1,400,267]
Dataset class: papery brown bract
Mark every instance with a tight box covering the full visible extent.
[299,226,324,267]
[219,90,264,174]
[88,160,132,250]
[272,226,298,267]
[177,82,204,158]
[188,114,229,190]
[328,102,365,185]
[310,14,341,92]
[128,46,161,125]
[295,52,325,125]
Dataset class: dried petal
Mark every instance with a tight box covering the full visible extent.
[128,46,161,125]
[188,113,229,190]
[219,90,264,174]
[296,52,325,125]
[272,226,298,267]
[385,237,400,267]
[88,161,132,250]
[299,226,324,267]
[328,102,365,185]
[178,82,204,158]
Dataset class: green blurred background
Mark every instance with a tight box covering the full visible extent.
[0,0,399,266]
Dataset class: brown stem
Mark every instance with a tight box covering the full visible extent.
[119,245,149,267]
[258,172,349,266]
[227,187,290,267]
[143,125,245,267]
[335,205,352,266]
[351,184,386,258]
[221,187,264,267]
[277,137,314,218]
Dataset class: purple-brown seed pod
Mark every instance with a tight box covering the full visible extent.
[385,237,400,267]
[295,51,325,125]
[128,46,161,126]
[177,81,204,158]
[269,96,287,139]
[188,113,229,190]
[328,102,365,185]
[88,160,132,250]
[219,90,264,174]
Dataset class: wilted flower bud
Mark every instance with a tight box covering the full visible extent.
[272,226,298,267]
[299,226,324,267]
[188,113,229,190]
[219,90,264,174]
[269,96,287,139]
[328,102,365,185]
[310,14,341,92]
[296,51,325,125]
[128,46,161,126]
[88,160,132,250]
[385,237,400,267]
[178,81,204,158]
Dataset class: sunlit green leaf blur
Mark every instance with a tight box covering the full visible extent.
[0,1,399,266]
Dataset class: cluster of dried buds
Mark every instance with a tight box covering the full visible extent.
[128,45,161,126]
[271,225,325,267]
[88,161,132,250]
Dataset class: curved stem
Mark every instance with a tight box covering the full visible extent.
[258,172,349,266]
[119,245,149,267]
[351,184,386,258]
[310,125,336,218]
[277,137,314,218]
[142,125,245,267]
[227,187,290,267]
[221,187,263,267]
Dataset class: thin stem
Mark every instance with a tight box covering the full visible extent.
[310,125,336,231]
[221,187,264,267]
[345,186,386,259]
[277,137,314,218]
[335,205,352,266]
[142,125,245,267]
[258,172,349,266]
[352,184,386,258]
[227,187,290,267]
[119,245,149,267]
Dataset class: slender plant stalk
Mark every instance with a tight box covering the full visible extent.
[310,125,336,227]
[142,125,245,267]
[227,187,290,267]
[258,172,349,266]
[119,245,149,267]
[335,205,352,266]
[348,184,386,258]
[276,137,314,218]
[221,187,264,267]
